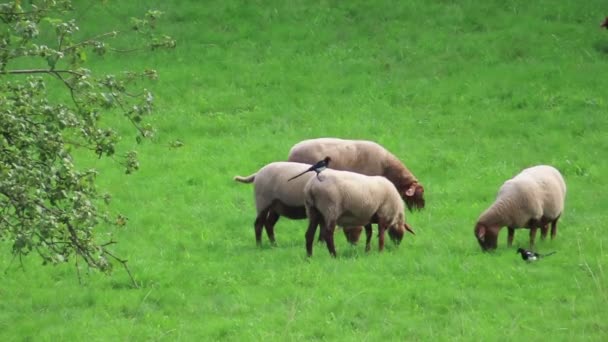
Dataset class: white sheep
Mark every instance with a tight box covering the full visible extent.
[303,169,415,257]
[474,165,566,251]
[288,137,425,211]
[234,162,366,246]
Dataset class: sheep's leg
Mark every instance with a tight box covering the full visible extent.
[317,228,326,243]
[540,224,549,241]
[529,227,538,249]
[324,220,337,257]
[378,220,387,252]
[364,224,373,252]
[507,227,515,247]
[264,210,280,246]
[305,209,321,257]
[551,216,560,240]
[254,208,270,247]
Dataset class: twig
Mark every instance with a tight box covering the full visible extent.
[62,31,120,53]
[109,47,143,53]
[4,252,17,275]
[109,92,146,136]
[2,69,84,76]
[75,255,82,286]
[49,70,82,109]
[103,249,138,288]
[0,10,43,16]
[100,240,118,247]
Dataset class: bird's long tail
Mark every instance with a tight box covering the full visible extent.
[541,251,557,258]
[233,173,256,183]
[287,170,309,182]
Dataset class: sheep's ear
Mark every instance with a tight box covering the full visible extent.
[475,224,486,241]
[405,184,416,197]
[404,223,415,235]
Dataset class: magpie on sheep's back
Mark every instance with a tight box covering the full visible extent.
[287,156,331,181]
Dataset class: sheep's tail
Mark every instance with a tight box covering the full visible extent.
[233,173,256,183]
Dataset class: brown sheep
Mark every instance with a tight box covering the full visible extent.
[288,138,425,212]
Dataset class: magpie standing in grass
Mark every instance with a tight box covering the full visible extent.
[288,156,331,181]
[517,248,556,262]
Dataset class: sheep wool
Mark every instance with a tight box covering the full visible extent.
[288,138,425,211]
[234,162,316,246]
[304,169,414,257]
[475,165,566,251]
[234,162,366,246]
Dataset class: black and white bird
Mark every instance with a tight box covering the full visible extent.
[517,248,556,262]
[288,156,331,181]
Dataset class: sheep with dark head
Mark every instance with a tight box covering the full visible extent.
[234,162,366,246]
[474,165,566,251]
[304,169,415,257]
[288,138,425,212]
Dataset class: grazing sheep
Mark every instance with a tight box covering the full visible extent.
[289,138,423,248]
[474,165,566,251]
[288,138,425,211]
[304,169,415,257]
[234,162,367,246]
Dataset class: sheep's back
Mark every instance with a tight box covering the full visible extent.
[254,162,314,209]
[305,169,401,226]
[288,138,388,176]
[488,165,565,226]
[519,165,566,218]
[495,177,543,226]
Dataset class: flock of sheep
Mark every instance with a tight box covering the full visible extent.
[234,138,567,257]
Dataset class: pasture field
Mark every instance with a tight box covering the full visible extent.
[2,0,608,340]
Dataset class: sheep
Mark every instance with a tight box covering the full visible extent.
[303,169,415,257]
[474,165,566,251]
[288,138,425,212]
[234,162,367,246]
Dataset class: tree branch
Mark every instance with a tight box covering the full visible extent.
[103,249,138,288]
[50,70,82,109]
[2,69,84,76]
[62,31,119,53]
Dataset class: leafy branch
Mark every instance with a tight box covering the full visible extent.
[0,0,175,285]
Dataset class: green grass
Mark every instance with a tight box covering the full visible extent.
[2,0,608,340]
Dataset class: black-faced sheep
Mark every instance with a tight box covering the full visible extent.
[234,162,365,246]
[303,169,415,257]
[474,165,566,251]
[288,138,425,211]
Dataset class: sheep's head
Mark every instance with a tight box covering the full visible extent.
[343,226,363,245]
[402,182,425,211]
[389,222,415,244]
[474,223,498,251]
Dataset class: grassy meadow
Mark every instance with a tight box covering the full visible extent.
[2,0,608,340]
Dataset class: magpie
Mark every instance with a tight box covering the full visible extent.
[288,156,331,181]
[517,248,556,262]
[601,17,608,29]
